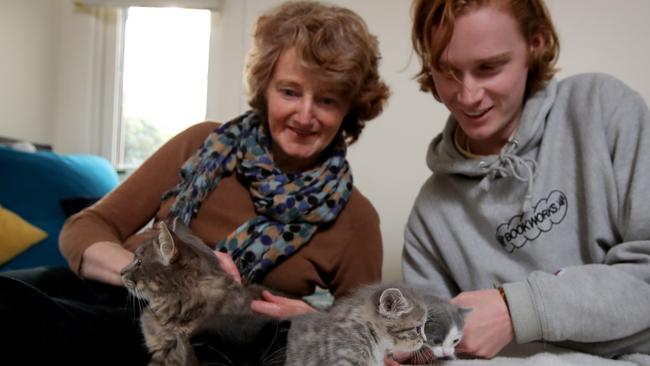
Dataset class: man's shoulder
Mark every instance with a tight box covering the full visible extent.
[558,72,636,98]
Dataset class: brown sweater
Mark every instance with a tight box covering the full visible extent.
[59,122,383,298]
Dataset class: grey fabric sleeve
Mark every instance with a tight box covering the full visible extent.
[504,81,650,354]
[402,178,457,299]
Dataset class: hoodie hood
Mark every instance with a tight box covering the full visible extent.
[426,79,558,211]
[427,79,558,174]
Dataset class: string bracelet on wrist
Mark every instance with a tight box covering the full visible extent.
[498,286,510,311]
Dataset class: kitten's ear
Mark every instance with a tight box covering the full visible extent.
[171,218,191,237]
[156,221,179,265]
[379,288,412,318]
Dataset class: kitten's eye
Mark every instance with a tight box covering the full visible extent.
[453,338,461,344]
[135,259,142,266]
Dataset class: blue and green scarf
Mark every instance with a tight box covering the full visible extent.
[162,110,352,283]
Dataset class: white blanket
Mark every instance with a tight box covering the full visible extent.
[445,352,648,366]
[420,344,650,366]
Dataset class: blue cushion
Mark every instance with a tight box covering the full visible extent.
[0,146,119,270]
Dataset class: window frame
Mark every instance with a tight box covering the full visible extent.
[92,2,248,169]
[97,6,217,169]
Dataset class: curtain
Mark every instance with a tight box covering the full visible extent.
[73,0,222,10]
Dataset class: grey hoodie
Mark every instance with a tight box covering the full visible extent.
[402,73,650,356]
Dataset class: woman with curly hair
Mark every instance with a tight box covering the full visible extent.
[0,1,390,364]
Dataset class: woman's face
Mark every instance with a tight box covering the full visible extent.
[431,6,540,155]
[265,47,350,172]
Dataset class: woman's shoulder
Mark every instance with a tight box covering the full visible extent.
[177,121,221,143]
[345,186,380,221]
[327,185,381,235]
[159,121,220,159]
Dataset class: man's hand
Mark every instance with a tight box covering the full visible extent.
[384,356,401,366]
[384,347,439,365]
[451,289,514,358]
[384,351,412,366]
[251,290,316,318]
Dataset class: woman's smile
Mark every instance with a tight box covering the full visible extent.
[265,47,350,172]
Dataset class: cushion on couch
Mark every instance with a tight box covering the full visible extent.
[0,146,119,270]
[0,205,48,265]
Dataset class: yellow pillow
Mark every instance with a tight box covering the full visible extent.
[0,206,48,265]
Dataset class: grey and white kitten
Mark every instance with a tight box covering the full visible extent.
[285,282,429,366]
[411,294,472,363]
[120,220,265,366]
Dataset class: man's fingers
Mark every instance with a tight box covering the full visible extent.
[384,356,401,366]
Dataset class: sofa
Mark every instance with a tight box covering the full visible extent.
[0,140,119,271]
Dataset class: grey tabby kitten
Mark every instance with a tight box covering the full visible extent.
[285,282,429,366]
[121,220,264,366]
[410,294,472,363]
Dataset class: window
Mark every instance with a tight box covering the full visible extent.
[88,1,242,170]
[117,7,211,169]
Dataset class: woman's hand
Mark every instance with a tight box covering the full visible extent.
[81,241,134,286]
[251,290,316,318]
[214,251,242,283]
[451,289,514,358]
[213,250,315,318]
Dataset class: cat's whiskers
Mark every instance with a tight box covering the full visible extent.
[121,291,132,313]
[121,291,139,323]
[261,344,287,366]
[411,347,437,366]
[129,293,138,322]
[134,288,147,310]
[259,321,281,363]
[202,343,235,366]
[126,289,146,317]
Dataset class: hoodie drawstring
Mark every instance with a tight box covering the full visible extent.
[478,140,537,212]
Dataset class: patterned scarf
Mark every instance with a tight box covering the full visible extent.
[162,111,353,283]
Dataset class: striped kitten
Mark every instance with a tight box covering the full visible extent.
[285,283,428,366]
[121,220,265,366]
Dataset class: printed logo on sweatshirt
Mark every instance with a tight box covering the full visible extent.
[495,190,568,253]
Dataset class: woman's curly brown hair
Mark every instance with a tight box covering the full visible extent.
[244,1,390,145]
[411,0,560,100]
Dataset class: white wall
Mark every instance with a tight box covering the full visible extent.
[0,0,57,145]
[50,1,104,155]
[0,0,119,153]
[2,0,650,281]
[549,0,650,99]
